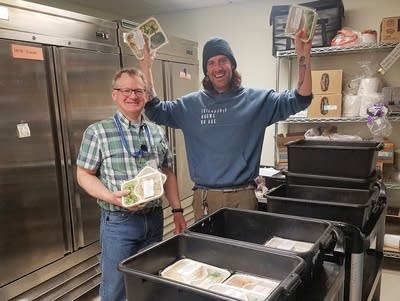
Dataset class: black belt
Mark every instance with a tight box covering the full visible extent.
[135,206,161,215]
[194,184,256,193]
[115,206,161,216]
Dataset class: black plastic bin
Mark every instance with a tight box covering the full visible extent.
[266,184,379,230]
[119,234,305,301]
[285,170,379,190]
[187,208,338,282]
[285,139,383,178]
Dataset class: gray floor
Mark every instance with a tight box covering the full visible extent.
[381,268,400,301]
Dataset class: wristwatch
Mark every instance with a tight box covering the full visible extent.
[171,208,184,213]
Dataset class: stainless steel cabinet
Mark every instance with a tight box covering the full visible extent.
[0,39,67,287]
[0,1,119,298]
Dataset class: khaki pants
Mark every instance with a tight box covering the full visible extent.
[192,187,258,221]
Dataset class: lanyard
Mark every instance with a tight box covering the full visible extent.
[113,114,153,158]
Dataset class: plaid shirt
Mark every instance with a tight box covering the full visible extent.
[77,111,173,211]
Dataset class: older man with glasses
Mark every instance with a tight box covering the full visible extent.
[76,68,186,301]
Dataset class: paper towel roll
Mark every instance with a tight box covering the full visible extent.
[343,95,360,117]
[358,77,380,95]
[384,234,400,248]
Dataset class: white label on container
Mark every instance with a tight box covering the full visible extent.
[142,179,155,198]
[323,104,338,111]
[278,239,297,250]
[251,285,272,295]
[16,123,31,138]
[0,6,8,20]
[177,261,200,276]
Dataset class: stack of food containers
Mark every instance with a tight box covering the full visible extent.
[265,139,386,301]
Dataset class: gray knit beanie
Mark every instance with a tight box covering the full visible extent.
[202,37,237,75]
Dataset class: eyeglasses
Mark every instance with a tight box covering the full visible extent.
[113,88,146,97]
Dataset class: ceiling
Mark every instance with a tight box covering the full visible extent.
[65,0,261,19]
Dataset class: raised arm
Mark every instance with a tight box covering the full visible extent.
[139,42,157,101]
[295,29,312,96]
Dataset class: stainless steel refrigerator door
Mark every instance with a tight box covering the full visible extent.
[165,61,199,200]
[0,39,67,287]
[54,47,120,250]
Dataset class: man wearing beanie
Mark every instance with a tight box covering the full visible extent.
[141,30,312,220]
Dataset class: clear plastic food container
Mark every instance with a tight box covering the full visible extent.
[208,283,267,301]
[264,236,313,252]
[121,167,166,208]
[285,4,318,42]
[223,273,279,297]
[160,258,231,289]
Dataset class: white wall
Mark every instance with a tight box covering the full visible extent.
[155,0,400,165]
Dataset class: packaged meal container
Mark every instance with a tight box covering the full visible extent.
[208,283,267,301]
[223,273,280,296]
[119,233,306,301]
[161,258,231,289]
[121,167,166,208]
[188,208,337,282]
[285,4,318,42]
[264,237,314,253]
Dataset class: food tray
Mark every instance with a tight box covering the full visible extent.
[208,283,267,301]
[161,258,230,289]
[121,167,166,208]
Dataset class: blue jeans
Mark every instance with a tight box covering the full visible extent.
[99,207,163,301]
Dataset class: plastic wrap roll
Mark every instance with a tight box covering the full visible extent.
[384,234,400,249]
[358,77,380,95]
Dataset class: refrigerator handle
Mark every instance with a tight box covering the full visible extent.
[45,46,74,253]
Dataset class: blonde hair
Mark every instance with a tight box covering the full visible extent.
[112,68,148,90]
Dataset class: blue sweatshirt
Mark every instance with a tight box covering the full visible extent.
[145,87,311,188]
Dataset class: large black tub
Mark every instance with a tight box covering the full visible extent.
[285,139,382,178]
[266,184,379,230]
[188,208,338,282]
[119,234,305,301]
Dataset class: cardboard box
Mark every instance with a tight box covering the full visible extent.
[276,132,305,148]
[377,140,394,164]
[307,94,342,118]
[380,16,400,43]
[278,147,288,163]
[311,70,343,94]
[385,207,400,254]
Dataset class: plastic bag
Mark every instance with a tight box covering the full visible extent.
[367,103,392,139]
[331,28,360,46]
[304,126,362,141]
[254,176,268,199]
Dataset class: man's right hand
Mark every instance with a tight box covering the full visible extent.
[139,40,156,71]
